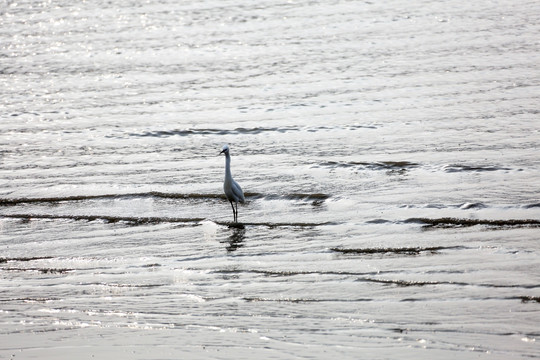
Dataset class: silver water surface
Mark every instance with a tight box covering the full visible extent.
[1,0,539,359]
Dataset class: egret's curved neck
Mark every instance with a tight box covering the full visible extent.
[224,153,232,178]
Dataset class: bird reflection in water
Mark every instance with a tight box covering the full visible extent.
[224,226,246,252]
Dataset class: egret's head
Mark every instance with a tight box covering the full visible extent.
[219,144,230,155]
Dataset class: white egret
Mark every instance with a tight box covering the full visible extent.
[219,144,245,222]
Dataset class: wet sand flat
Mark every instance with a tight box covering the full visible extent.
[1,0,539,358]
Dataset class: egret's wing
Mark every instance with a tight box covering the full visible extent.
[231,180,245,203]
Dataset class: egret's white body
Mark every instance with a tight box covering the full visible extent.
[220,144,244,222]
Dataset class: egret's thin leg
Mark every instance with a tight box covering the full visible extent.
[235,202,239,223]
[229,201,236,222]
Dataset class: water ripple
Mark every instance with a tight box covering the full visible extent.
[0,192,330,206]
[406,217,540,228]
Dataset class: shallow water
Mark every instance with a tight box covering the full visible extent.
[1,0,539,359]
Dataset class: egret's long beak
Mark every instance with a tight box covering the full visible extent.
[219,150,225,155]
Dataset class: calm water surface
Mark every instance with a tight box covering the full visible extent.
[1,0,539,359]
